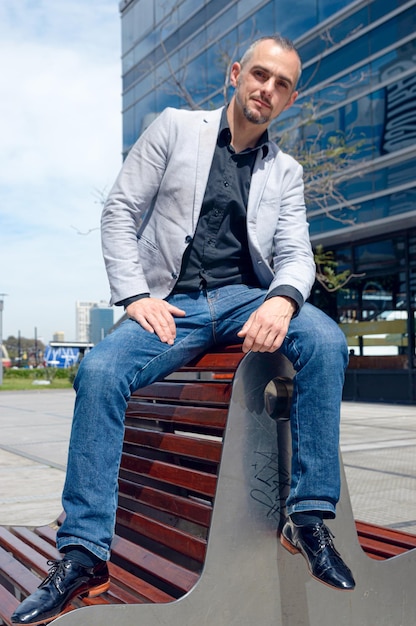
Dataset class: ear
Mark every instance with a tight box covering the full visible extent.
[284,90,299,111]
[229,62,241,88]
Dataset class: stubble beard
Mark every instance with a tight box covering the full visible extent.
[242,103,270,125]
[235,81,270,125]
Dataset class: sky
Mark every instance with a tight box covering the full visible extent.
[0,0,124,344]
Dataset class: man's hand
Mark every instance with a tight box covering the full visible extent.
[237,296,296,353]
[126,298,186,345]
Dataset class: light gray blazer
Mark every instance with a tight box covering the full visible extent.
[101,106,316,306]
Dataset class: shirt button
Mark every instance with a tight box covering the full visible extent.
[224,181,229,187]
[171,272,178,279]
[185,235,192,243]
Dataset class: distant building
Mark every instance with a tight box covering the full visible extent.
[76,301,113,344]
[90,304,114,345]
[53,331,65,342]
[76,301,96,342]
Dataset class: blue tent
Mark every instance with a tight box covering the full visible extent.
[44,346,80,368]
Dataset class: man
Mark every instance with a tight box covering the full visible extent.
[12,34,354,625]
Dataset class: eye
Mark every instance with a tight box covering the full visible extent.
[253,69,267,81]
[276,80,290,90]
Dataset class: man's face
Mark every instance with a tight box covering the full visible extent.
[231,40,300,126]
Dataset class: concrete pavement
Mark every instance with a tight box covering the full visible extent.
[0,389,73,526]
[1,389,416,533]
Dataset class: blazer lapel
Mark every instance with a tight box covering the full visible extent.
[192,108,223,222]
[247,148,274,225]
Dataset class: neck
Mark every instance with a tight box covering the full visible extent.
[226,98,268,153]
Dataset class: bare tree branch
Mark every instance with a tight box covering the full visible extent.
[314,245,365,292]
[70,225,99,236]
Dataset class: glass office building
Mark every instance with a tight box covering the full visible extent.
[90,305,114,345]
[118,0,416,402]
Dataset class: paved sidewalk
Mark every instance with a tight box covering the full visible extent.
[1,390,416,533]
[0,390,74,526]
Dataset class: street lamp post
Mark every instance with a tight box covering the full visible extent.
[0,296,4,386]
[0,294,8,385]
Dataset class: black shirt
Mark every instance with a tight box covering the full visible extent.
[173,109,269,293]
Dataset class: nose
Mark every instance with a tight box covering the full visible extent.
[261,77,274,96]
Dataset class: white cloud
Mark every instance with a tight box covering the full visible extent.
[0,1,125,343]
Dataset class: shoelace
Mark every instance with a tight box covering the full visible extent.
[312,524,337,553]
[39,559,67,589]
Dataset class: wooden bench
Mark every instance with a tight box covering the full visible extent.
[0,346,415,626]
[355,521,416,560]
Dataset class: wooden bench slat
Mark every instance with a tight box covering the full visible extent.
[10,526,61,562]
[133,380,233,406]
[123,427,222,463]
[180,345,244,371]
[0,546,41,596]
[110,535,199,594]
[357,537,405,559]
[116,507,207,563]
[118,480,212,527]
[0,585,20,626]
[34,524,59,547]
[120,454,217,498]
[125,402,228,430]
[108,561,174,604]
[0,527,50,578]
[356,521,416,550]
[355,521,416,559]
[102,583,145,605]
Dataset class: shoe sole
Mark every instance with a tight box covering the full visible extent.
[82,579,111,598]
[280,533,299,555]
[12,579,111,626]
[279,534,355,592]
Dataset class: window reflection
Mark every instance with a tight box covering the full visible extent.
[318,234,416,365]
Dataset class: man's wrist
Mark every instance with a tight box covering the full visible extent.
[279,295,297,313]
[265,285,303,316]
[117,294,150,309]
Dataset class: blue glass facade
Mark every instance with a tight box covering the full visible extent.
[90,306,114,345]
[119,0,416,401]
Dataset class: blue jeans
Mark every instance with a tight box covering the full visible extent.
[57,285,348,561]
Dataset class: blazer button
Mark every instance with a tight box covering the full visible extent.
[185,235,192,243]
[171,272,178,279]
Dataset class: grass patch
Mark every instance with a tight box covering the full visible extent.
[0,367,76,391]
[0,377,73,391]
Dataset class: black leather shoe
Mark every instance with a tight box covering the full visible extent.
[11,558,110,625]
[280,518,355,590]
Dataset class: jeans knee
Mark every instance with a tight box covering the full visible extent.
[297,316,347,367]
[74,352,117,392]
[321,324,348,368]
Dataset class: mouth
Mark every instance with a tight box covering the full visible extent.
[252,97,271,110]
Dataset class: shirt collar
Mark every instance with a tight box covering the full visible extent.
[218,107,269,158]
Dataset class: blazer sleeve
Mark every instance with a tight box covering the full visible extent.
[269,160,316,303]
[101,108,173,304]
